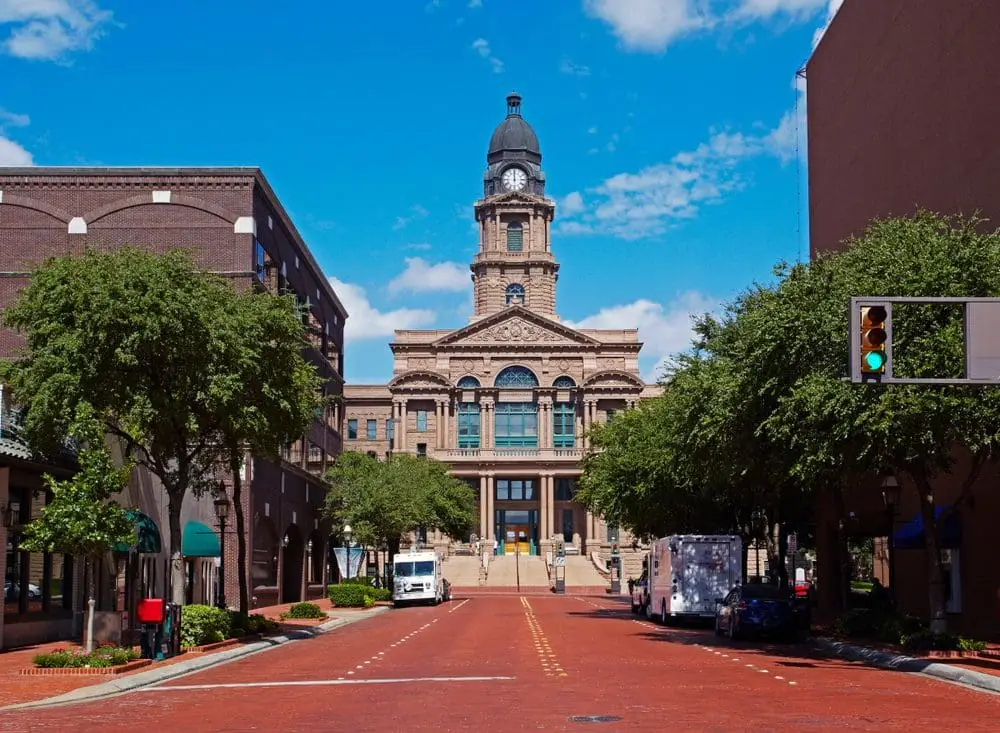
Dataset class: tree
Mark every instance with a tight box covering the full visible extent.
[19,404,135,652]
[324,452,476,563]
[4,247,234,605]
[208,288,325,613]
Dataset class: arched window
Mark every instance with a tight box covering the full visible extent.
[505,283,525,306]
[494,366,539,388]
[457,376,480,389]
[506,221,523,252]
[553,376,575,388]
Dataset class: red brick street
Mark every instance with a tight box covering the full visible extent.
[1,596,998,732]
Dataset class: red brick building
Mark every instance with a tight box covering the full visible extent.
[0,168,346,648]
[807,1,1000,638]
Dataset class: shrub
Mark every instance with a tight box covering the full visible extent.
[341,576,375,587]
[230,611,279,636]
[958,637,988,652]
[34,644,140,668]
[368,587,392,602]
[901,629,961,652]
[328,584,370,607]
[181,604,233,648]
[283,602,326,619]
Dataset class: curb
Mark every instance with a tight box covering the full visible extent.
[814,637,1000,695]
[1,607,390,711]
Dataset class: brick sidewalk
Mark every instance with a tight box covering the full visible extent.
[0,598,371,707]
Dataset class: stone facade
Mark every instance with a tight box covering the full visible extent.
[344,94,663,566]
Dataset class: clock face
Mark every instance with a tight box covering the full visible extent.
[501,167,527,192]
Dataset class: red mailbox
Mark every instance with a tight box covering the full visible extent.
[136,598,166,624]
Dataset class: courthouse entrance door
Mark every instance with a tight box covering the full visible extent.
[504,525,531,555]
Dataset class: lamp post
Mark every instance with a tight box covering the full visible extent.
[881,475,900,599]
[1,498,18,529]
[213,493,230,610]
[343,524,353,581]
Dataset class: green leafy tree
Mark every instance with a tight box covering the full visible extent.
[208,288,325,613]
[324,452,476,563]
[3,247,234,605]
[19,404,135,652]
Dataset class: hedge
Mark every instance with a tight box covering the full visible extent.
[34,644,140,668]
[284,602,326,619]
[328,583,391,607]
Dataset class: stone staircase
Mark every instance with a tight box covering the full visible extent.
[564,555,608,586]
[443,555,485,587]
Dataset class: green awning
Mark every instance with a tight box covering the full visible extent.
[182,520,221,558]
[114,509,162,555]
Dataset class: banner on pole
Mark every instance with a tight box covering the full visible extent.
[333,547,365,578]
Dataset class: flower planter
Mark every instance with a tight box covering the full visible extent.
[182,638,242,654]
[21,659,152,676]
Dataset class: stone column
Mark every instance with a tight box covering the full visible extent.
[583,400,593,449]
[539,474,548,546]
[435,401,444,450]
[479,475,488,539]
[545,474,555,541]
[486,474,496,540]
[575,405,583,449]
[584,510,595,554]
[481,399,493,450]
[443,398,452,450]
[300,541,309,601]
[398,400,408,452]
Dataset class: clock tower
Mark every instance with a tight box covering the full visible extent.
[471,92,559,322]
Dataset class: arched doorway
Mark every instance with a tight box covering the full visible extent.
[281,524,304,604]
[252,516,279,608]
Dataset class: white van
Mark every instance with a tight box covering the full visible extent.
[392,549,451,607]
[647,535,742,623]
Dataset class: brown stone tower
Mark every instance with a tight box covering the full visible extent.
[471,92,559,322]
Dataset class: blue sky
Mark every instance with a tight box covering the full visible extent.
[0,0,842,383]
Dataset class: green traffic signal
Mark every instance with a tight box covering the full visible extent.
[864,350,886,371]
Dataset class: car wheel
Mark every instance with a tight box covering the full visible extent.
[660,601,667,626]
[630,601,638,614]
[729,615,740,640]
[714,616,724,636]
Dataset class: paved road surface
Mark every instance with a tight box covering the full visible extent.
[2,596,998,732]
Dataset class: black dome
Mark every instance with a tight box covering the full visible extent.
[488,93,541,159]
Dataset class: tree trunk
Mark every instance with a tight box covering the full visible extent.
[909,468,947,634]
[84,556,96,653]
[230,452,250,615]
[741,532,750,584]
[777,526,789,589]
[387,536,401,574]
[168,491,186,606]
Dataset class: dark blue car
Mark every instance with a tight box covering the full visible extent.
[714,583,797,640]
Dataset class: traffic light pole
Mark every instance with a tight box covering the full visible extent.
[848,296,1000,385]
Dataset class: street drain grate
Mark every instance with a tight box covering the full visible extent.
[569,716,623,724]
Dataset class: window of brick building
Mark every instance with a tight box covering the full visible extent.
[366,419,376,440]
[416,410,428,432]
[347,419,357,439]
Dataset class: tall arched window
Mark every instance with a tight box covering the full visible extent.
[494,366,539,448]
[505,283,525,306]
[506,221,523,252]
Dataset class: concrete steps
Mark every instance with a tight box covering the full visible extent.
[443,556,483,587]
[563,555,608,587]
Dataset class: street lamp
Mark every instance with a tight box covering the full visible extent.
[343,524,353,581]
[213,491,230,610]
[306,540,313,584]
[881,475,900,597]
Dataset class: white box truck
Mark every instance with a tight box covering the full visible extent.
[392,549,451,607]
[647,535,742,624]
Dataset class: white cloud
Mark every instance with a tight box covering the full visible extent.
[587,126,599,134]
[387,257,470,296]
[583,0,831,53]
[0,0,114,60]
[558,114,792,239]
[392,203,429,230]
[567,291,719,381]
[811,0,843,49]
[583,0,715,52]
[0,135,33,165]
[471,38,504,73]
[559,58,591,76]
[0,107,29,126]
[328,276,437,341]
[468,0,483,7]
[405,242,433,251]
[559,191,586,216]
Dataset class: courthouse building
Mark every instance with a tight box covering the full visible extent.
[345,94,662,561]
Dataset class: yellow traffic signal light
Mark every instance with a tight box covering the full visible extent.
[860,305,888,373]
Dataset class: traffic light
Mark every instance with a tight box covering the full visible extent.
[860,305,889,375]
[611,542,620,556]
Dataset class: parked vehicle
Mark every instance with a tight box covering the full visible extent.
[392,549,450,607]
[714,583,798,640]
[647,535,742,624]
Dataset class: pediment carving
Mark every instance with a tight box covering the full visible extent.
[583,369,645,389]
[435,306,599,348]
